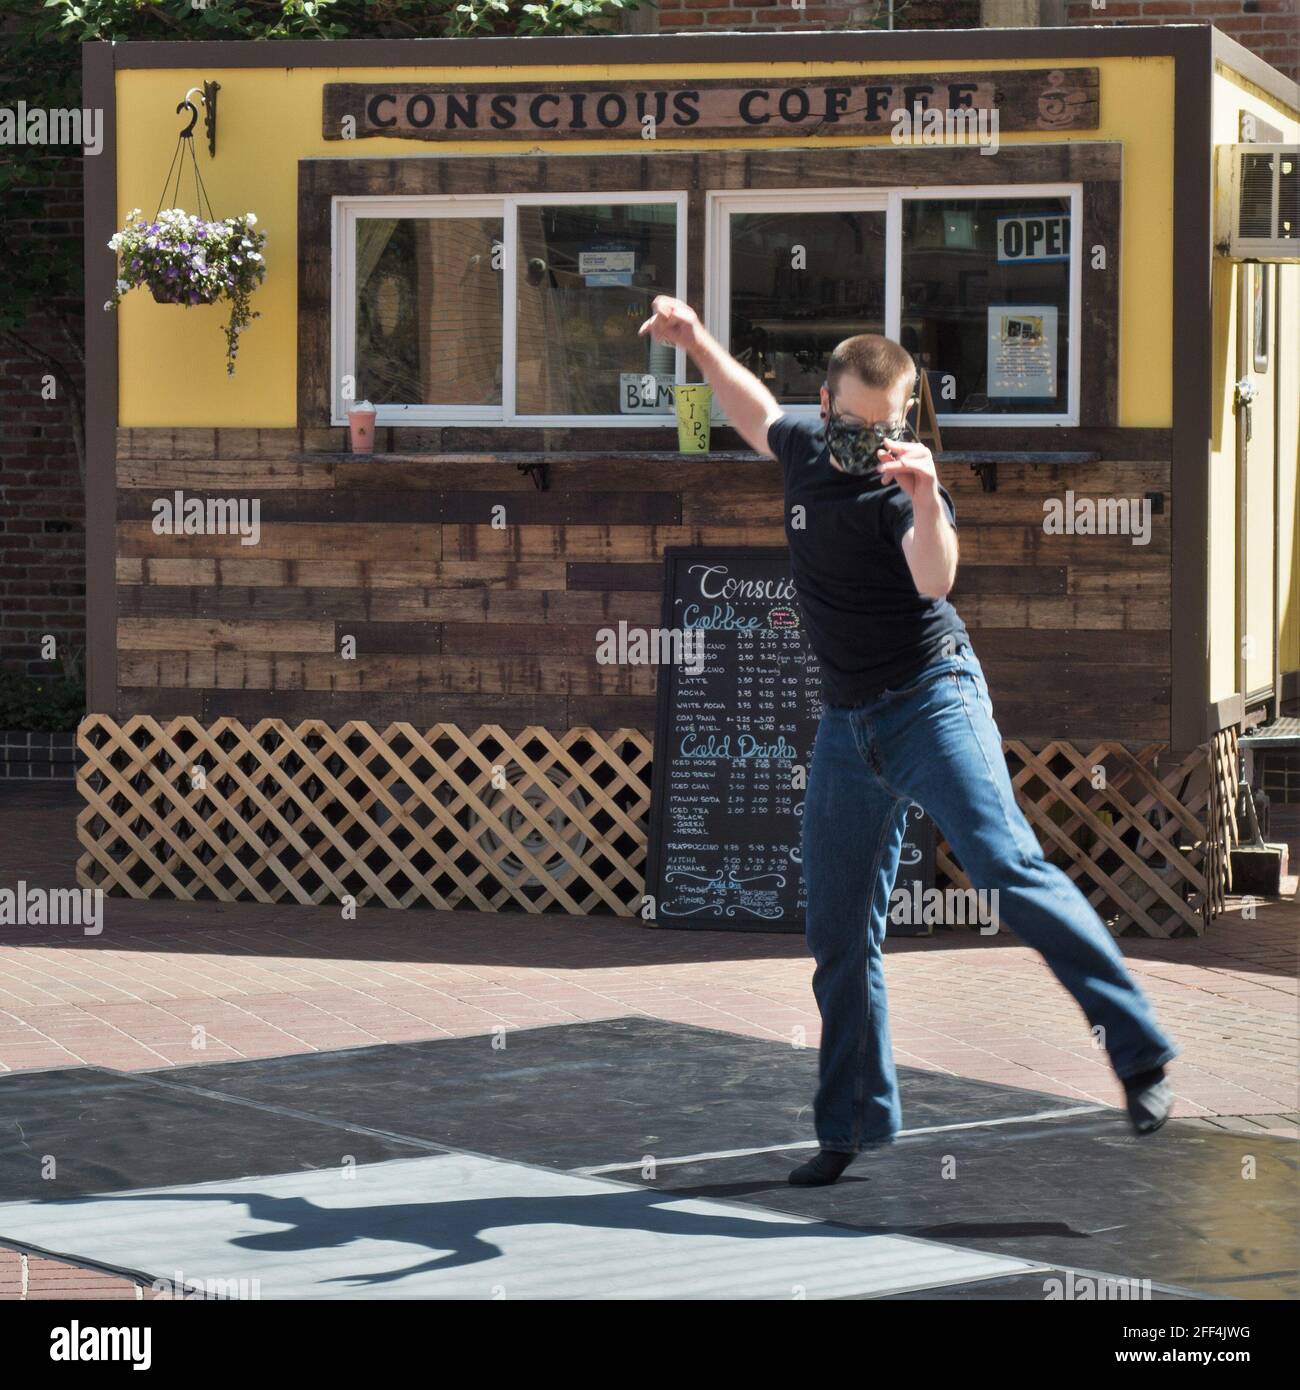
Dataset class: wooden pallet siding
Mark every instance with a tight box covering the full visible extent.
[116,585,663,624]
[115,457,1169,510]
[116,651,658,696]
[117,521,1167,568]
[113,439,1171,742]
[116,427,1174,463]
[117,488,686,526]
[116,689,658,733]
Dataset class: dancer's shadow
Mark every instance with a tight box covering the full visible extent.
[73,1180,874,1289]
[668,1179,1094,1242]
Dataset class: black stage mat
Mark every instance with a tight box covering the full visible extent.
[3,1019,1290,1299]
[145,1016,1108,1170]
[638,1113,1299,1301]
[0,1067,420,1201]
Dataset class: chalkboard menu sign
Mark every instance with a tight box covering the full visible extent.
[646,547,935,933]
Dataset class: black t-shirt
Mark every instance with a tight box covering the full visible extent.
[767,413,971,707]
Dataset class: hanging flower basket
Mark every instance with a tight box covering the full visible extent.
[149,280,222,307]
[105,207,267,374]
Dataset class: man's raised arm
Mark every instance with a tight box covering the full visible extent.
[638,295,784,457]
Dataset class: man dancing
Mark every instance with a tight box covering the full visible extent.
[639,295,1179,1187]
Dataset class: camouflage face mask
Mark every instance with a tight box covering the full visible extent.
[824,398,915,477]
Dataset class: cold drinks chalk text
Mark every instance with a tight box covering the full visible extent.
[680,733,798,760]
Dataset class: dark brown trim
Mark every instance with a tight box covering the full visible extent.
[1168,26,1216,754]
[1206,692,1245,736]
[1079,170,1121,428]
[1241,702,1271,733]
[939,426,1170,458]
[301,143,1121,429]
[83,41,118,717]
[1282,669,1300,703]
[107,24,1221,70]
[1211,29,1300,112]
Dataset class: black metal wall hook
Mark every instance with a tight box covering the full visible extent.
[176,83,220,158]
[516,461,549,492]
[970,458,998,493]
[176,97,200,140]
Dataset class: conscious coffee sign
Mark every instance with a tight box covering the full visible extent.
[323,70,1098,142]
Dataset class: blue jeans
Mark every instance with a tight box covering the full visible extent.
[801,641,1179,1151]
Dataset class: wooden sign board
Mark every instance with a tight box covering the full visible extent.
[910,369,945,453]
[323,69,1099,143]
[645,546,937,934]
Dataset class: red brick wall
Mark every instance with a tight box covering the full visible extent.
[654,3,1296,80]
[1064,0,1300,81]
[0,157,86,681]
[654,1,982,33]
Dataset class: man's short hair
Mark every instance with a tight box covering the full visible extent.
[826,334,917,397]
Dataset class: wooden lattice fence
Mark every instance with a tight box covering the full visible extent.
[76,716,652,915]
[76,716,1238,936]
[933,733,1240,938]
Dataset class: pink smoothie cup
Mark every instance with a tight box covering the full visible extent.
[347,401,377,454]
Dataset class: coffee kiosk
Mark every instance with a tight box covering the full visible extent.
[80,25,1299,936]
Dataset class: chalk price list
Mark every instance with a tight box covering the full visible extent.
[658,562,822,925]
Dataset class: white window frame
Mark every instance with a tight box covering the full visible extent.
[705,188,892,425]
[332,191,689,427]
[706,183,1084,428]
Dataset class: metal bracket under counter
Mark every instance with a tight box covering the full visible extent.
[933,450,1102,494]
[516,460,549,491]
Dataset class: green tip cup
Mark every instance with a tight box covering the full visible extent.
[674,383,712,454]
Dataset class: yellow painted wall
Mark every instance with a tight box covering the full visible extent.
[112,55,1177,428]
[1208,66,1300,703]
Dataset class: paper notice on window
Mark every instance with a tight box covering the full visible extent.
[619,372,675,413]
[986,305,1059,398]
[579,244,636,287]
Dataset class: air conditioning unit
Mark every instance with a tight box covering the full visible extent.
[1215,144,1300,262]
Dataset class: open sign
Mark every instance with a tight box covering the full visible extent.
[996,214,1070,263]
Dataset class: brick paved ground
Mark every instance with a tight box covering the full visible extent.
[1,781,1295,1297]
